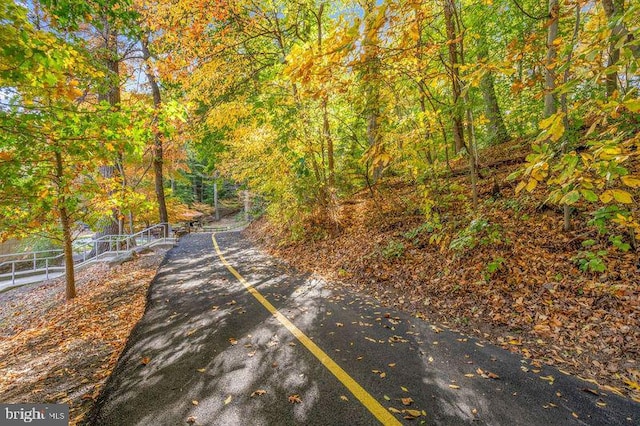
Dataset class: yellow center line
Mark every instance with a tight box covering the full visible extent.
[212,233,401,426]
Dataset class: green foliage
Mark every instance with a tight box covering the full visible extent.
[449,218,502,252]
[609,235,631,253]
[486,257,505,275]
[403,222,437,241]
[573,247,608,273]
[382,240,405,260]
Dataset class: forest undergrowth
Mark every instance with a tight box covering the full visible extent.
[248,140,640,403]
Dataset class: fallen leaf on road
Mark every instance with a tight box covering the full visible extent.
[401,397,413,406]
[336,322,344,327]
[404,409,421,418]
[224,395,232,405]
[141,357,151,365]
[288,394,302,404]
[229,338,238,345]
[186,416,196,424]
[540,375,555,384]
[251,390,267,397]
[449,385,461,389]
[192,400,198,406]
[197,368,206,373]
[340,395,348,401]
[388,407,401,414]
[384,395,391,401]
[401,386,409,392]
[487,372,500,379]
[388,363,396,368]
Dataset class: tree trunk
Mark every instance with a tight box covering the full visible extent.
[363,0,383,181]
[544,0,559,117]
[243,190,250,222]
[214,180,219,221]
[544,0,571,231]
[478,44,510,144]
[54,150,76,300]
[94,18,122,247]
[444,0,465,153]
[317,3,335,189]
[602,0,624,98]
[142,37,169,234]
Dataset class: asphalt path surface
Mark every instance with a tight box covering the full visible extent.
[88,232,640,425]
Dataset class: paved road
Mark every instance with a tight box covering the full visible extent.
[88,232,639,425]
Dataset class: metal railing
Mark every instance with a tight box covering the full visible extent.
[0,223,173,286]
[0,250,65,284]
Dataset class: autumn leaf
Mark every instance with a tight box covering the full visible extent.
[288,394,302,404]
[192,400,198,406]
[141,357,151,365]
[404,409,422,418]
[621,176,640,188]
[540,375,555,384]
[224,395,232,405]
[186,416,196,424]
[228,338,238,345]
[401,397,413,406]
[340,395,348,401]
[251,390,267,397]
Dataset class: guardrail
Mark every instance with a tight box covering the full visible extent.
[0,250,65,284]
[0,223,173,286]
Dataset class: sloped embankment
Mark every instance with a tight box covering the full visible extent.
[247,143,640,402]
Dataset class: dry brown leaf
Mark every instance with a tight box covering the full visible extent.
[401,397,413,406]
[251,389,267,397]
[404,409,421,417]
[288,394,302,404]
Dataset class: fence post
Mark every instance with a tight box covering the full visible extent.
[12,262,15,285]
[45,259,49,279]
[33,253,36,270]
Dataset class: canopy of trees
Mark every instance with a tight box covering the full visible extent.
[1,0,639,298]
